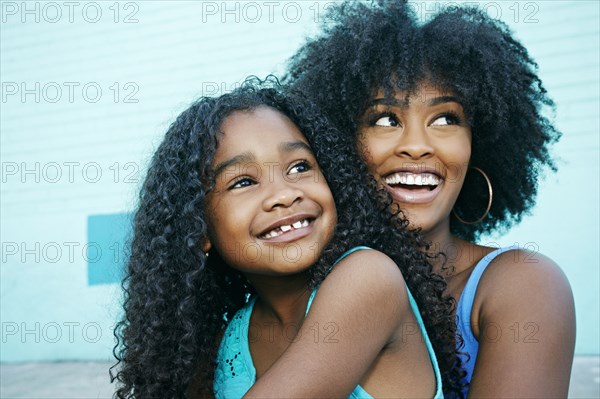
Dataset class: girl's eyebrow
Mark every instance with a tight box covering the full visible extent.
[279,140,312,153]
[213,152,255,178]
[212,142,311,179]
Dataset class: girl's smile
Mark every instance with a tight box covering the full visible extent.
[256,214,315,242]
[203,106,337,277]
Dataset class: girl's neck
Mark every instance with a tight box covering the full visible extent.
[246,272,312,327]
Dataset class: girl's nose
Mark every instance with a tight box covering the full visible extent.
[262,184,304,211]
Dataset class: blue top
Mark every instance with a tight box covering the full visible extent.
[455,245,519,393]
[214,246,443,398]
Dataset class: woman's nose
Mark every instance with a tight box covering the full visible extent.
[393,123,435,160]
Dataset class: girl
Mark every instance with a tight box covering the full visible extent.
[111,80,463,398]
[285,1,576,397]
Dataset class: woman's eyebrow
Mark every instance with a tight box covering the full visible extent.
[366,98,408,108]
[213,152,255,178]
[426,95,461,107]
[366,95,461,108]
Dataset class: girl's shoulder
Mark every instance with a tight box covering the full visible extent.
[214,299,257,395]
[318,247,412,321]
[328,247,408,295]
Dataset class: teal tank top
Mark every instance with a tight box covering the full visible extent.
[214,246,443,398]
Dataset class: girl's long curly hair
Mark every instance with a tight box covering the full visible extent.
[285,0,561,242]
[111,77,463,398]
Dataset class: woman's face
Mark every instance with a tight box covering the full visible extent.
[358,83,472,236]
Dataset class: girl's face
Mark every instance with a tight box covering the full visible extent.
[204,106,337,277]
[358,83,472,236]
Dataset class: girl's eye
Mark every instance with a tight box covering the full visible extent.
[431,113,461,126]
[289,160,312,175]
[374,115,400,127]
[230,177,255,189]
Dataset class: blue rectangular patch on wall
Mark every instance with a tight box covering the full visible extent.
[87,212,132,285]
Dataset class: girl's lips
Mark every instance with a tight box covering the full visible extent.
[384,180,443,204]
[259,219,315,243]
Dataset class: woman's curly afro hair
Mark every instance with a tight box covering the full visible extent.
[285,0,561,242]
[111,77,465,398]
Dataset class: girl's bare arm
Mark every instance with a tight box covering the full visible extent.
[243,250,414,398]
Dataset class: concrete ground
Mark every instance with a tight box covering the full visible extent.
[1,356,599,398]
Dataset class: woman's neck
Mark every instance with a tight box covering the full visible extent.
[423,221,494,277]
[245,272,312,327]
[423,221,472,275]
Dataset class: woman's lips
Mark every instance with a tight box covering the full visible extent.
[384,180,443,204]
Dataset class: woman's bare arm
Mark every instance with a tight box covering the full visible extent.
[467,250,576,397]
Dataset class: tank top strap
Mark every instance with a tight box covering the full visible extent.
[455,245,520,390]
[406,287,444,398]
[456,245,520,327]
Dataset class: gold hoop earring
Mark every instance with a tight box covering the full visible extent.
[453,167,493,225]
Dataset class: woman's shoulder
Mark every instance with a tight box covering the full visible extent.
[465,249,575,397]
[480,247,571,295]
[474,246,574,328]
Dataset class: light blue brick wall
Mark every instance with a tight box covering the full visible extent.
[1,1,598,361]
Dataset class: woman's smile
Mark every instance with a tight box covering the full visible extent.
[359,84,472,234]
[382,165,444,204]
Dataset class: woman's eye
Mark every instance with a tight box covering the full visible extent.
[374,115,399,127]
[431,114,459,126]
[289,161,311,175]
[230,178,254,189]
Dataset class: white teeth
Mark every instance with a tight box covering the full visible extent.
[384,172,441,186]
[386,174,398,184]
[260,218,310,239]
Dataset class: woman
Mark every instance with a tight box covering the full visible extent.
[285,1,575,397]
